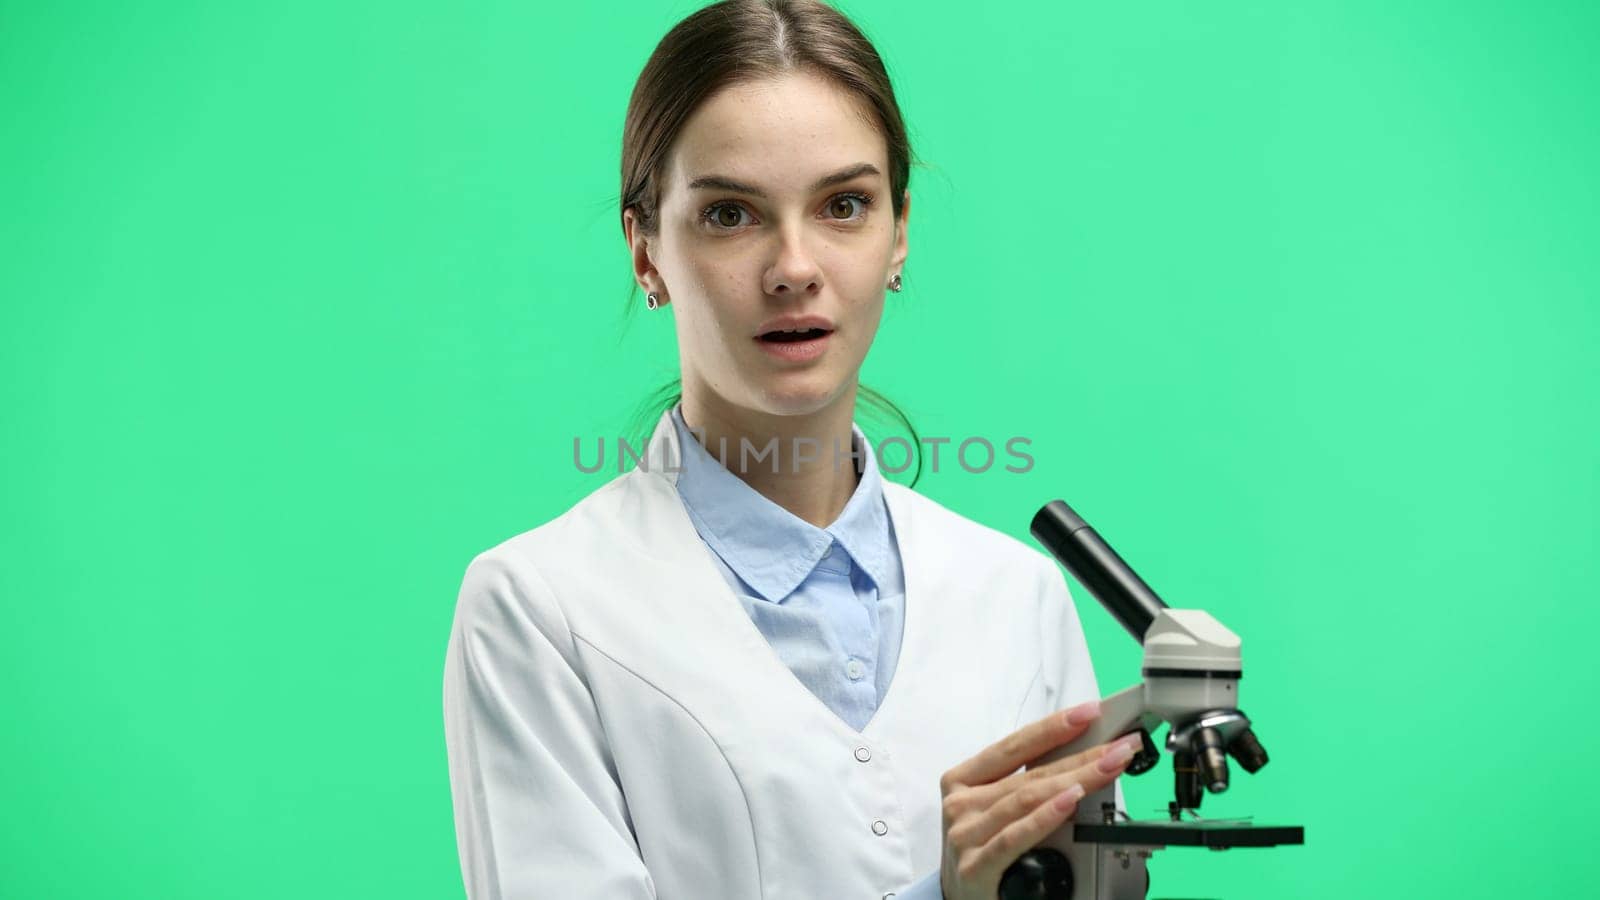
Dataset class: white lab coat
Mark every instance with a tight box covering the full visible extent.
[443,409,1105,899]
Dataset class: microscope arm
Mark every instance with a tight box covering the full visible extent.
[1034,684,1159,767]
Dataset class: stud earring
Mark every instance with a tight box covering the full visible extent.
[888,274,903,293]
[646,292,661,309]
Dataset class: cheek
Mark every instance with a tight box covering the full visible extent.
[685,262,754,321]
[842,264,888,315]
[854,300,886,344]
[677,275,748,347]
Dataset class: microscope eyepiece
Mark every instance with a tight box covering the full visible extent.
[1030,500,1169,643]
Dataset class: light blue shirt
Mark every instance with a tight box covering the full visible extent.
[669,403,943,900]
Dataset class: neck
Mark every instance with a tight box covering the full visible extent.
[680,387,863,529]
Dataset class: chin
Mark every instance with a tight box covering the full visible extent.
[749,377,850,418]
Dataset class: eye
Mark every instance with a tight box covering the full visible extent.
[825,192,875,222]
[698,191,877,231]
[701,202,751,230]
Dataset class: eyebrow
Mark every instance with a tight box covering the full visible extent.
[686,162,882,199]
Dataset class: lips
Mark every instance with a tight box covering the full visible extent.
[760,327,830,342]
[754,328,832,362]
[754,314,836,340]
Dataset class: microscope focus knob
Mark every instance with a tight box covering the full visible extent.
[1125,728,1160,776]
[997,848,1074,900]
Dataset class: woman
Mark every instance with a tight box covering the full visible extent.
[443,2,1138,897]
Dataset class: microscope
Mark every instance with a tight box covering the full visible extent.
[998,500,1305,900]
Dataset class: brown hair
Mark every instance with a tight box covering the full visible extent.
[618,0,925,485]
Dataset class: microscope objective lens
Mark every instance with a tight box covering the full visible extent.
[1196,726,1230,793]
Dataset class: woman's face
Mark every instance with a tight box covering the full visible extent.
[625,71,909,420]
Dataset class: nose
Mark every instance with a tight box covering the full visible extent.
[763,225,822,298]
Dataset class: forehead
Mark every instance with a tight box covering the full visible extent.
[665,71,887,198]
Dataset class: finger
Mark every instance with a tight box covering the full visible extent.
[949,768,1083,852]
[956,734,1140,850]
[1016,731,1143,785]
[1056,734,1139,804]
[960,741,1108,813]
[973,731,1138,809]
[945,700,1101,789]
[966,780,1087,884]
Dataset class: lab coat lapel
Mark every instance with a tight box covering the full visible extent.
[614,409,928,744]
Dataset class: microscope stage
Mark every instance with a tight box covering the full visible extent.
[1074,820,1305,848]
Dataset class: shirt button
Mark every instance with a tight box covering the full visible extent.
[882,894,896,900]
[871,819,888,836]
[854,746,872,763]
[845,658,866,680]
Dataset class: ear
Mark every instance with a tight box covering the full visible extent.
[888,189,910,275]
[622,207,669,308]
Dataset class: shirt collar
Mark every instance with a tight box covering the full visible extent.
[669,402,893,603]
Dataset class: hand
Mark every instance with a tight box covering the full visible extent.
[936,700,1140,900]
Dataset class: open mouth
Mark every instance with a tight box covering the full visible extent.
[758,328,832,343]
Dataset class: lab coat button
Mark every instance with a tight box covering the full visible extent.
[845,658,866,680]
[854,746,872,762]
[871,819,888,836]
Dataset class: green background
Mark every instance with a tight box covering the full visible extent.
[3,0,1595,897]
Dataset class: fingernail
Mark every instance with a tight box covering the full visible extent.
[1063,700,1101,727]
[1118,733,1144,754]
[1054,783,1086,812]
[1097,744,1133,774]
